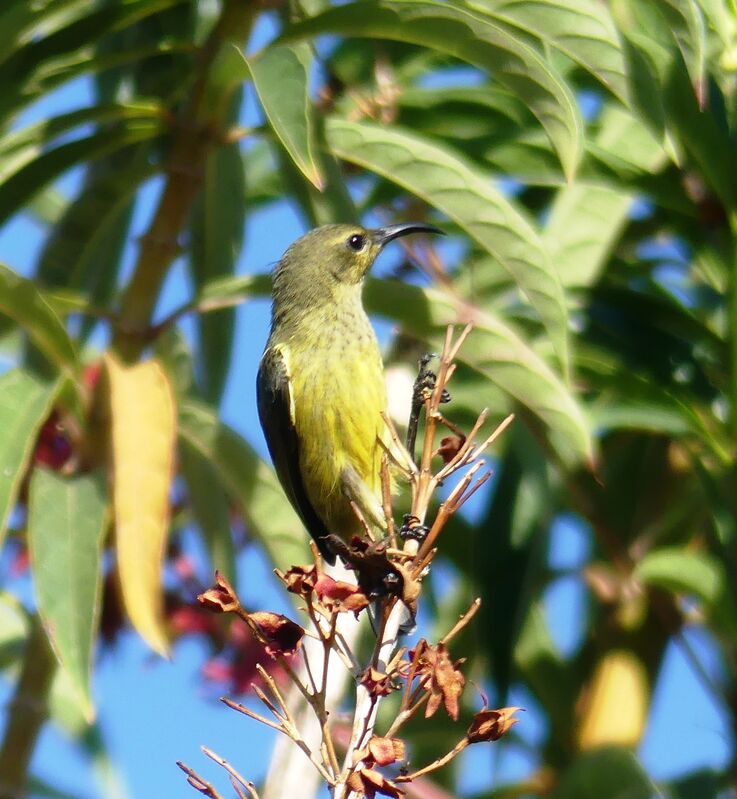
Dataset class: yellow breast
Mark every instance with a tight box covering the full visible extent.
[288,325,386,538]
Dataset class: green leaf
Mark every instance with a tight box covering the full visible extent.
[0,371,60,547]
[36,145,155,340]
[178,400,311,569]
[28,469,108,720]
[651,0,706,94]
[633,547,724,606]
[0,123,163,228]
[467,0,629,102]
[194,273,271,313]
[545,107,666,287]
[0,591,28,671]
[364,278,593,464]
[0,264,79,378]
[0,102,161,184]
[550,746,657,799]
[190,101,246,403]
[284,0,583,179]
[180,440,237,585]
[327,118,571,375]
[247,44,323,189]
[477,425,551,700]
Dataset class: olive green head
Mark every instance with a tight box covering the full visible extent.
[272,222,443,306]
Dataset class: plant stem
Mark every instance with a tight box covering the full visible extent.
[112,0,256,361]
[0,618,56,799]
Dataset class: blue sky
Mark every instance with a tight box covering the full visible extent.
[0,12,732,799]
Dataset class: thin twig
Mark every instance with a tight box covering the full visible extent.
[202,746,259,799]
[177,762,226,799]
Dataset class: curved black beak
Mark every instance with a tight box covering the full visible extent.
[372,222,445,247]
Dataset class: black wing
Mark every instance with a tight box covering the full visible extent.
[256,345,335,564]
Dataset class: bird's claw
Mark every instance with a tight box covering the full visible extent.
[399,514,429,543]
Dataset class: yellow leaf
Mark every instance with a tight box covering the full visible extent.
[577,649,649,750]
[106,354,176,657]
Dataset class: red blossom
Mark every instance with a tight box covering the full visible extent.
[34,411,72,470]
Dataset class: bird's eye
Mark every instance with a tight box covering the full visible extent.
[347,233,366,252]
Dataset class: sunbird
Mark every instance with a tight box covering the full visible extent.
[257,223,442,564]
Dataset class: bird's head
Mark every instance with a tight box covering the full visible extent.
[274,223,444,303]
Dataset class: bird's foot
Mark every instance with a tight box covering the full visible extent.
[399,514,429,543]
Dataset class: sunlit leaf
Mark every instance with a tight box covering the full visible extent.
[327,118,571,374]
[107,355,176,657]
[284,0,583,179]
[28,469,108,720]
[247,43,323,189]
[177,400,310,569]
[0,370,60,547]
[467,0,628,102]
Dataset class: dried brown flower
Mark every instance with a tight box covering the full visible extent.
[408,640,465,720]
[314,574,370,615]
[197,571,239,614]
[360,667,396,698]
[347,767,405,798]
[466,706,522,743]
[276,564,317,598]
[249,611,304,658]
[436,435,465,464]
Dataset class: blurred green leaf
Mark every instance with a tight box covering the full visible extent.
[247,43,322,189]
[0,264,79,379]
[0,103,161,183]
[0,370,59,547]
[178,400,311,569]
[328,118,571,375]
[0,123,163,228]
[189,102,245,403]
[284,0,583,179]
[550,746,657,799]
[180,440,237,585]
[0,591,29,671]
[28,469,108,721]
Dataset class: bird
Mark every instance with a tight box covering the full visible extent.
[257,222,442,564]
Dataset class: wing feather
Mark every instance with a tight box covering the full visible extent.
[256,344,335,564]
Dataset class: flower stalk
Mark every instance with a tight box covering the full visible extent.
[181,325,519,798]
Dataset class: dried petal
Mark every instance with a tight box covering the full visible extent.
[197,571,239,614]
[347,768,405,799]
[276,564,317,597]
[315,574,369,615]
[436,435,464,464]
[408,640,465,721]
[249,611,304,657]
[368,737,406,767]
[467,706,522,743]
[360,667,396,698]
